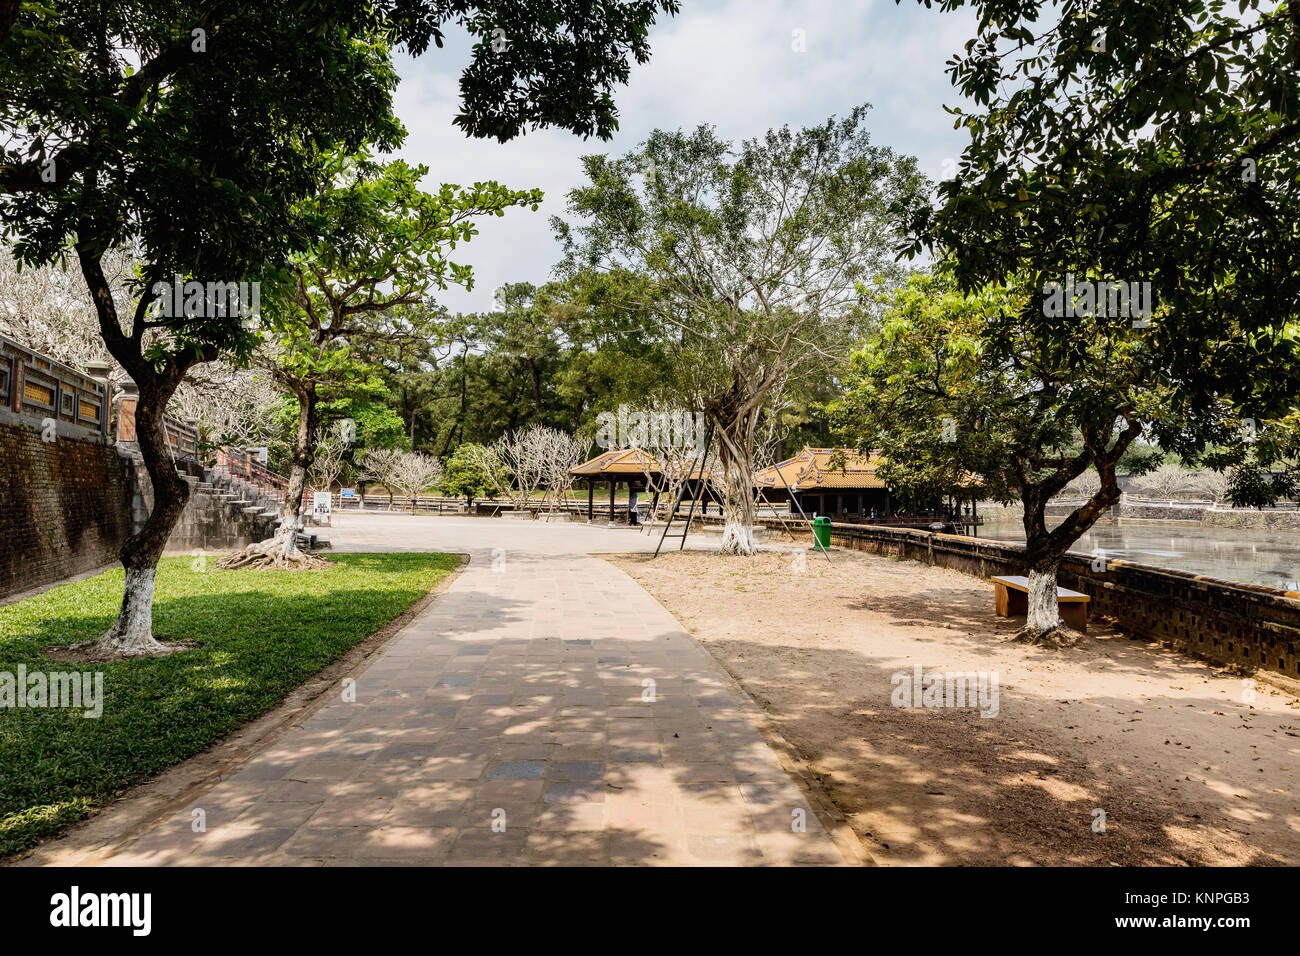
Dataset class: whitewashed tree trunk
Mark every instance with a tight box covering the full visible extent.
[1025,564,1063,637]
[269,519,301,555]
[97,567,167,656]
[719,437,757,556]
[91,379,192,656]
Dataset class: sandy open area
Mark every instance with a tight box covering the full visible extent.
[607,547,1300,865]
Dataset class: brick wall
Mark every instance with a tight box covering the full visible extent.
[0,416,131,598]
[0,335,281,600]
[0,417,280,601]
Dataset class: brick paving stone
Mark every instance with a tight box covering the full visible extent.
[525,830,611,865]
[448,829,528,864]
[307,796,395,827]
[476,779,545,802]
[234,801,324,829]
[486,761,546,779]
[551,761,604,780]
[545,781,606,804]
[192,826,297,858]
[610,747,662,763]
[353,826,456,861]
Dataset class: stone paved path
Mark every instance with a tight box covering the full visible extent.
[74,516,847,865]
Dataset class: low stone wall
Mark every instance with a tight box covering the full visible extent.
[998,495,1300,529]
[1202,506,1300,531]
[822,523,1300,687]
[1111,495,1212,521]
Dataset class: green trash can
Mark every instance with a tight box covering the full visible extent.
[812,515,832,549]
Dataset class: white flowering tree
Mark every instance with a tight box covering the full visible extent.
[535,427,587,512]
[356,447,404,510]
[308,421,354,493]
[477,425,587,513]
[386,451,443,513]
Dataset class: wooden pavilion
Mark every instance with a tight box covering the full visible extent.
[753,447,983,533]
[569,447,660,524]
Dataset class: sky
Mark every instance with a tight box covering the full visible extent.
[389,0,978,316]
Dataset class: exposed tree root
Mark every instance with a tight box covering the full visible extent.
[215,540,330,571]
[1011,623,1082,648]
[720,523,758,556]
[47,639,196,663]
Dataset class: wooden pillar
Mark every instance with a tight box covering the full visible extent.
[609,479,616,522]
[8,358,21,414]
[650,490,660,521]
[587,481,594,521]
[115,383,139,443]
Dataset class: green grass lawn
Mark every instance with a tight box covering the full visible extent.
[0,552,459,857]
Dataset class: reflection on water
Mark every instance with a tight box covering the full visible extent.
[979,519,1300,591]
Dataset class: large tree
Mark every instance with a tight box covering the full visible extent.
[0,0,679,654]
[554,107,923,553]
[834,270,1156,642]
[886,0,1300,637]
[1,2,410,655]
[838,269,1296,645]
[407,277,677,454]
[219,157,539,569]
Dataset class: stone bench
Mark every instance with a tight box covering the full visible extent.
[991,574,1090,631]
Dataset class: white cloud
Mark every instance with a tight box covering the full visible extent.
[390,0,977,315]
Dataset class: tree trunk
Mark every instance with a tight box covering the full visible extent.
[217,385,327,570]
[717,423,757,555]
[77,245,200,657]
[98,566,160,655]
[279,385,318,552]
[1019,486,1067,643]
[97,385,191,655]
[1024,560,1063,637]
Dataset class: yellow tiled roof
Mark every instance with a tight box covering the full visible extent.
[753,448,887,490]
[569,448,662,476]
[576,444,983,488]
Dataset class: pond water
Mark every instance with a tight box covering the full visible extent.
[977,519,1300,591]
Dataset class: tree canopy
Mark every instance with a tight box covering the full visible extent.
[553,107,924,552]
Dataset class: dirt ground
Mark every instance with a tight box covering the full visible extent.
[607,548,1300,866]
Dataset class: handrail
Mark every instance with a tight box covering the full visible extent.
[0,333,110,438]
